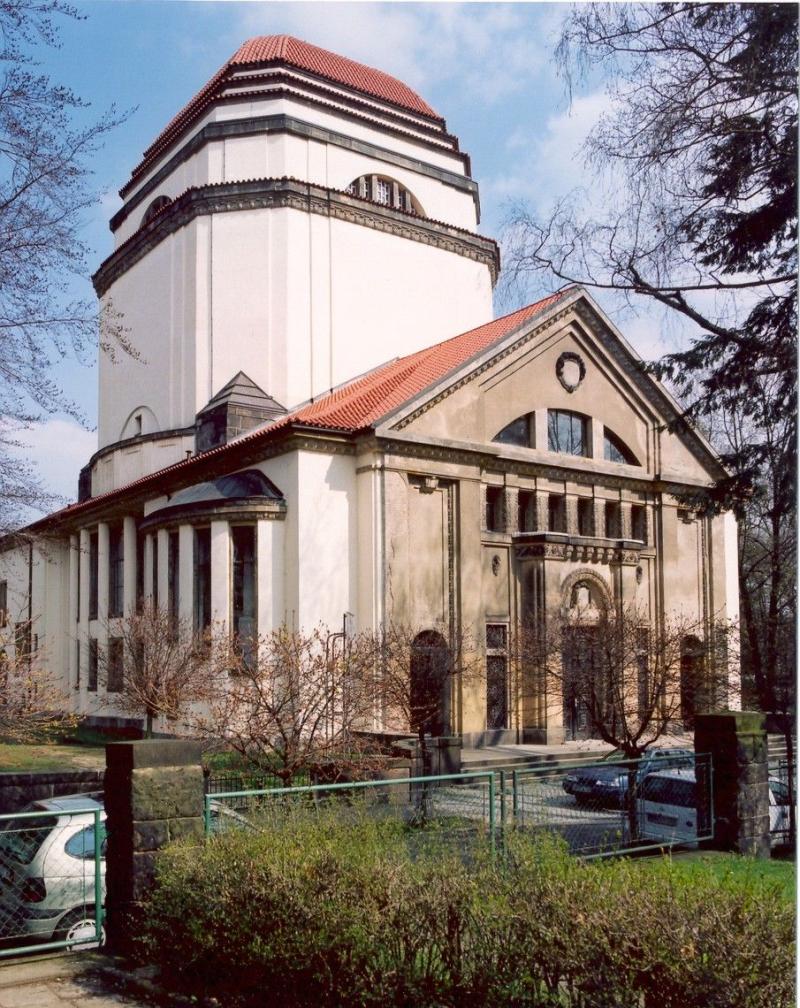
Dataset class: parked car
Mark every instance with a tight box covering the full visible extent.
[0,792,251,950]
[0,794,105,950]
[639,769,792,848]
[562,749,695,808]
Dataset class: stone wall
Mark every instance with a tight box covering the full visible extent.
[695,710,771,857]
[104,739,205,954]
[0,770,105,814]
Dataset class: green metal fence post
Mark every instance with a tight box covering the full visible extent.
[512,769,519,824]
[488,772,496,854]
[94,807,103,945]
[499,770,506,832]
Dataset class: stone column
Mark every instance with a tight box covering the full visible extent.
[78,529,90,702]
[503,487,518,534]
[104,739,205,955]
[694,710,770,857]
[210,521,231,628]
[565,496,579,536]
[68,535,79,691]
[97,522,110,626]
[143,534,154,601]
[178,524,194,627]
[593,499,606,539]
[257,518,284,635]
[535,490,549,531]
[122,516,137,616]
[156,529,169,609]
[620,502,632,540]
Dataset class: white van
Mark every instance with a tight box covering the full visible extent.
[638,768,705,844]
[639,769,790,847]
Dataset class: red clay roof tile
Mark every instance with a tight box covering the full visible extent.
[30,290,571,530]
[125,35,441,197]
[272,290,570,433]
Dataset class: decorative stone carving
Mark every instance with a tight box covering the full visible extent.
[556,351,586,393]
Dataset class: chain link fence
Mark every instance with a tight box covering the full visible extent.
[0,799,104,956]
[205,753,714,859]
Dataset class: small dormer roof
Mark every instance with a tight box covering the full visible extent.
[197,372,286,418]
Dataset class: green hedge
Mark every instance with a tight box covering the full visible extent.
[140,810,794,1008]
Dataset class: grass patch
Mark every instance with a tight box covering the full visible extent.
[0,741,105,772]
[637,849,796,902]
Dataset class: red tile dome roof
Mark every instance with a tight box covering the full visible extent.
[124,35,442,196]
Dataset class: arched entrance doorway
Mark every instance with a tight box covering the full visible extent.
[409,631,451,737]
[561,578,608,741]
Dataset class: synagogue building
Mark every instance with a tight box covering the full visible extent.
[0,36,739,746]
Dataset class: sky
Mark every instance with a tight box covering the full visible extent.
[12,0,684,508]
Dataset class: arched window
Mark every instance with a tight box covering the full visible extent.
[493,413,531,447]
[141,195,172,228]
[346,174,422,215]
[548,409,589,457]
[603,428,639,465]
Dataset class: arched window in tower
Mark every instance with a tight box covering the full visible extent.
[346,174,423,215]
[140,195,172,228]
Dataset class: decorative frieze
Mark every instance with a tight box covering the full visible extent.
[93,177,499,296]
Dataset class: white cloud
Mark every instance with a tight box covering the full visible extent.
[483,89,617,211]
[7,419,97,506]
[224,2,548,108]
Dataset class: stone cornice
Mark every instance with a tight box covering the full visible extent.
[113,112,476,232]
[140,498,286,533]
[93,177,499,296]
[374,432,715,500]
[123,67,460,197]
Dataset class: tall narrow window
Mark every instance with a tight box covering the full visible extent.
[547,410,588,456]
[75,640,81,689]
[167,530,180,625]
[485,487,505,533]
[548,494,566,533]
[0,581,6,627]
[605,501,622,539]
[135,534,144,608]
[486,623,509,731]
[232,526,257,666]
[518,490,535,533]
[577,498,594,536]
[107,637,124,692]
[194,528,211,632]
[108,526,124,617]
[631,505,647,544]
[88,638,98,692]
[151,538,159,608]
[89,531,99,620]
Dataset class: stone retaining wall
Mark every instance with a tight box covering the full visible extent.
[0,770,105,814]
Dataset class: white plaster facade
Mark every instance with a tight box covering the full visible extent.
[0,36,739,743]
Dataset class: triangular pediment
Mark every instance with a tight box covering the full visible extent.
[375,289,725,488]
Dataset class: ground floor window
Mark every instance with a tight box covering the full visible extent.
[486,623,509,730]
[107,636,124,693]
[88,638,98,692]
[194,528,211,632]
[232,526,256,667]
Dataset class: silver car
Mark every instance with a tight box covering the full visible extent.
[0,794,106,949]
[0,792,253,951]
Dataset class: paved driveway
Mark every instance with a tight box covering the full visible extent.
[0,955,153,1008]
